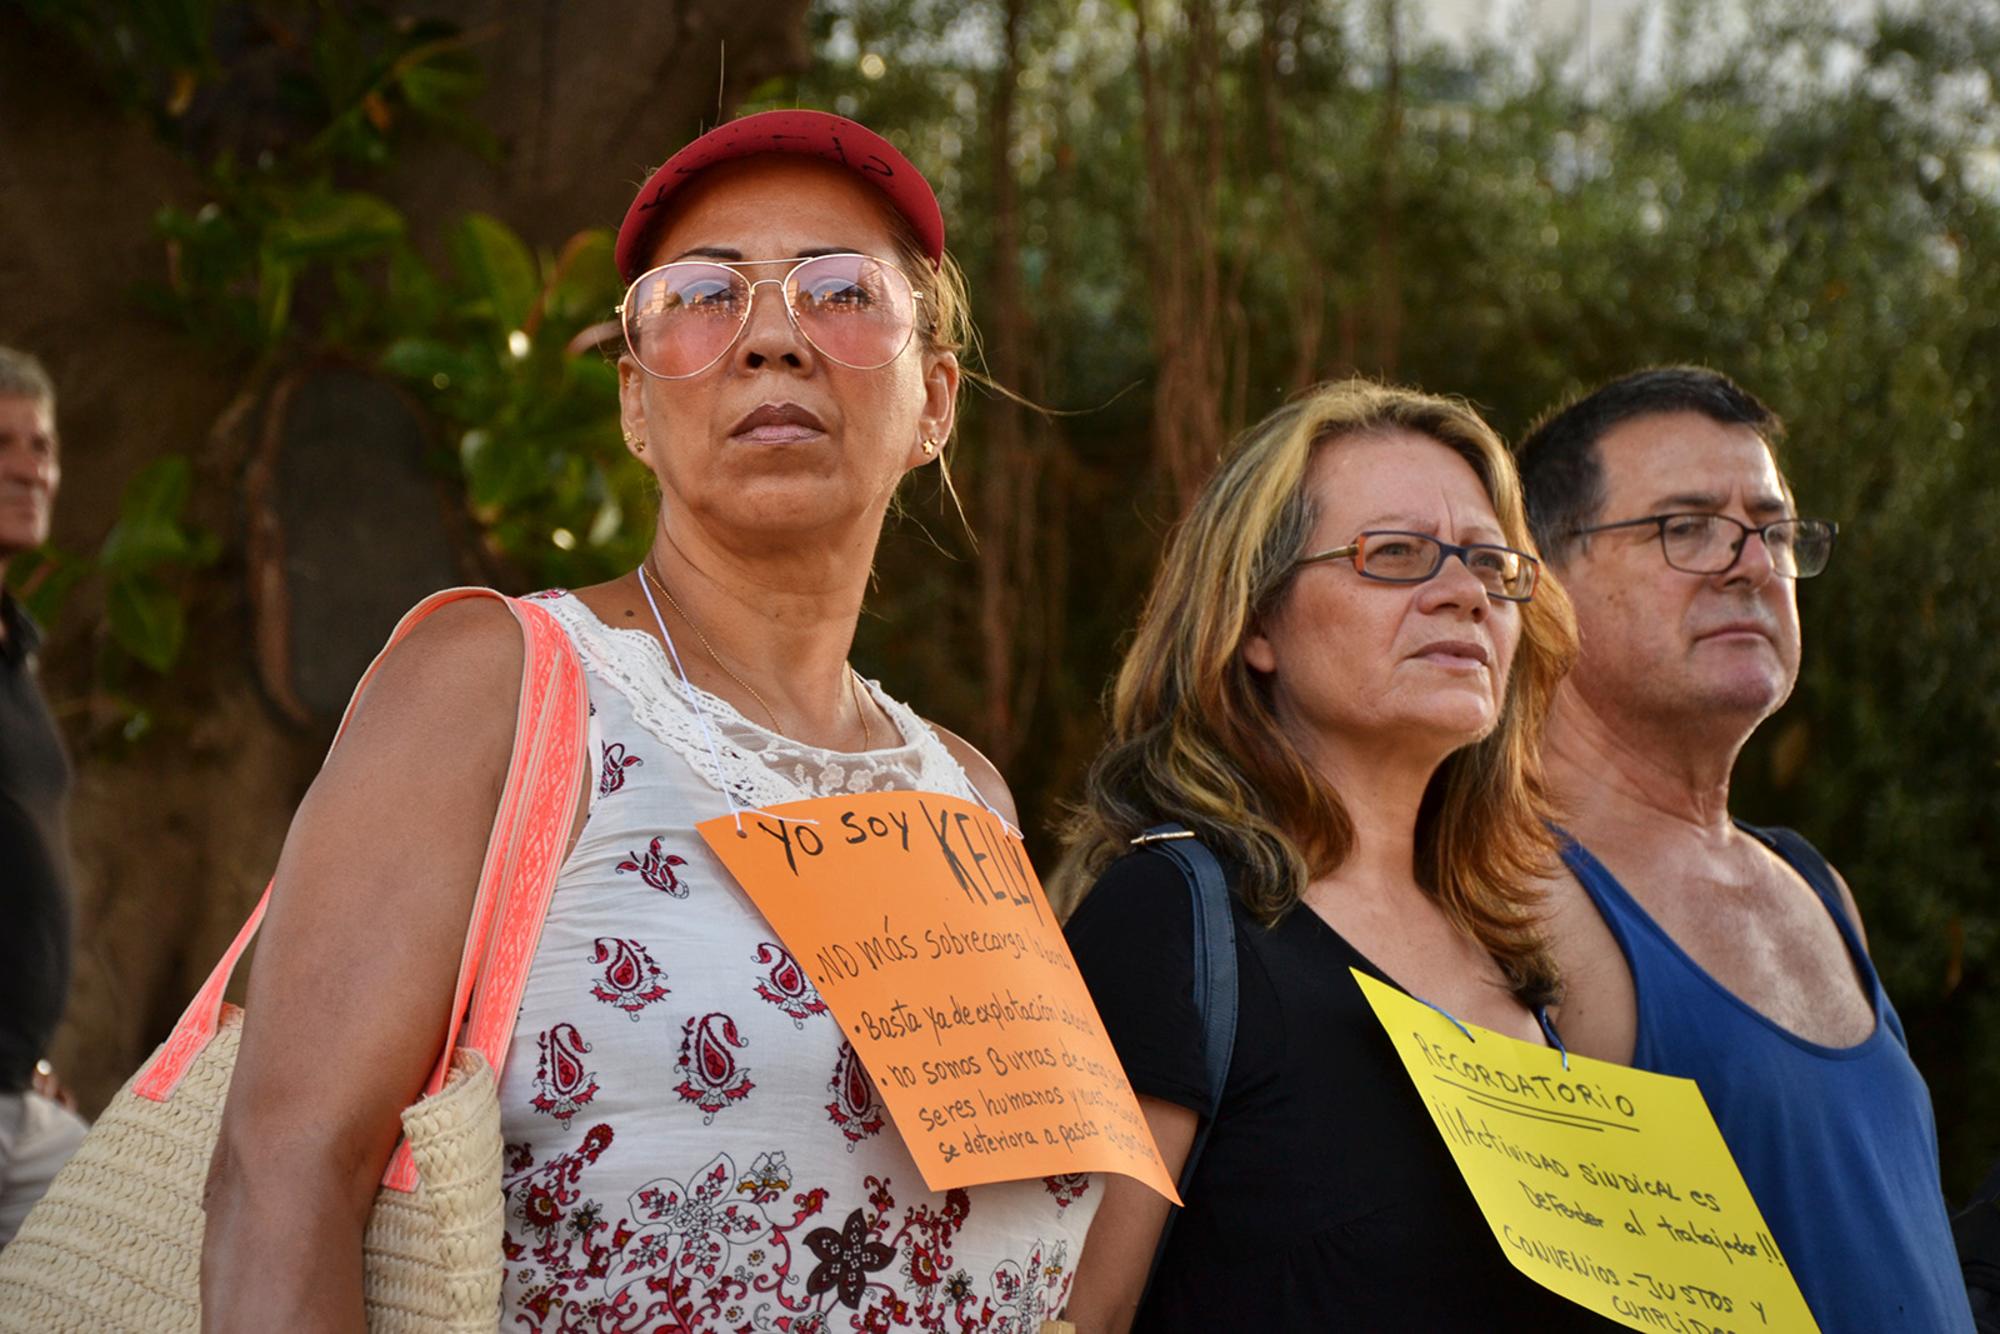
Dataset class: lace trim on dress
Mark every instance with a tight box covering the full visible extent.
[540,592,979,810]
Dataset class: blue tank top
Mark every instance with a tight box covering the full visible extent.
[1559,825,1972,1333]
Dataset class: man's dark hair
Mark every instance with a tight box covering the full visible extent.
[1515,365,1784,557]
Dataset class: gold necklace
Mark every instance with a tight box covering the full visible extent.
[639,562,871,750]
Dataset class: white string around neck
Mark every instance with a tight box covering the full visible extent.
[630,562,1026,844]
[634,565,819,838]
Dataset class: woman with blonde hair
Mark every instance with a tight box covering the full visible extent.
[1058,380,1615,1331]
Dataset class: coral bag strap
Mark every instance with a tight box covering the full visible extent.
[131,587,588,1193]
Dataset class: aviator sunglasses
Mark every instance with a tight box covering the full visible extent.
[618,253,923,380]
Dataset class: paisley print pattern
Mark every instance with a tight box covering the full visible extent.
[615,836,688,896]
[674,1011,754,1123]
[529,1022,598,1125]
[588,937,669,1020]
[502,1134,1078,1334]
[990,1237,1074,1331]
[621,1153,775,1298]
[496,593,1099,1331]
[753,940,828,1028]
[825,1041,888,1150]
[1042,1173,1089,1210]
[598,741,643,796]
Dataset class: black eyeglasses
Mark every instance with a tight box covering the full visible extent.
[1570,513,1837,579]
[1295,531,1540,602]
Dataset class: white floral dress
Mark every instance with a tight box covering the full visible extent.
[495,592,1097,1333]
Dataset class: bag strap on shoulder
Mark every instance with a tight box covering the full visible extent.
[1131,825,1237,1127]
[1130,822,1238,1302]
[130,587,589,1193]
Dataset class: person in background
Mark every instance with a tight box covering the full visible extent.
[0,344,86,1247]
[201,111,1099,1330]
[1056,379,1615,1332]
[1958,1157,2000,1334]
[1517,365,1974,1333]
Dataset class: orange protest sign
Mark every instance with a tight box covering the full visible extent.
[698,791,1179,1202]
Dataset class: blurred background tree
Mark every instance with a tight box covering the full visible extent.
[778,0,2000,1201]
[4,0,1995,1200]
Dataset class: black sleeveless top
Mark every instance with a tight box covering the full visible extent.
[1066,848,1619,1332]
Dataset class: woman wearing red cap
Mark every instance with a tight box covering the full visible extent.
[202,111,1096,1331]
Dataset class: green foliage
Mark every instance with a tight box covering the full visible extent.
[19,0,2000,1202]
[152,174,409,356]
[15,0,224,109]
[126,4,491,364]
[97,457,222,672]
[17,1,491,161]
[2,549,84,637]
[3,456,219,712]
[379,218,637,587]
[777,0,2000,1198]
[14,0,520,686]
[60,2,635,593]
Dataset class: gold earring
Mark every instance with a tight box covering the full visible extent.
[921,438,938,457]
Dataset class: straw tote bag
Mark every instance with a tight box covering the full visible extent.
[0,587,587,1331]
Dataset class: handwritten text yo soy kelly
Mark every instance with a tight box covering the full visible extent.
[699,791,1180,1197]
[752,798,1043,925]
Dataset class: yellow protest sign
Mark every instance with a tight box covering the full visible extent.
[698,791,1179,1203]
[1352,969,1818,1333]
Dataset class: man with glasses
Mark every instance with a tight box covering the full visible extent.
[1518,366,1972,1333]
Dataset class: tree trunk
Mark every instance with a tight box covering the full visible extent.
[977,0,1033,772]
[1135,0,1229,513]
[1371,0,1405,377]
[0,0,812,1113]
[1260,0,1329,389]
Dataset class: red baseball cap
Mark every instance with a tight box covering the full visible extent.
[614,109,946,284]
